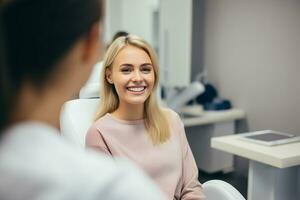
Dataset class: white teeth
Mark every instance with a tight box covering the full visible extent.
[127,87,145,92]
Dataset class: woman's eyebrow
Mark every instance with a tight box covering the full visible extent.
[119,63,152,67]
[119,63,133,67]
[140,63,152,66]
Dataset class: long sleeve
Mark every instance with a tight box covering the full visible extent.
[85,124,112,155]
[176,116,206,200]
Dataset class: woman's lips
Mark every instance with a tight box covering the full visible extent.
[126,86,146,95]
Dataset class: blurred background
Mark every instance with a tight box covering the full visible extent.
[104,0,300,136]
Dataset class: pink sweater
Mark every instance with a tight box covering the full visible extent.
[86,110,205,200]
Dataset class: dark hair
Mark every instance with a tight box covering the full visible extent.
[0,7,9,131]
[112,31,129,41]
[106,31,129,49]
[0,0,103,129]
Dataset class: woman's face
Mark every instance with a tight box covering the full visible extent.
[106,45,155,106]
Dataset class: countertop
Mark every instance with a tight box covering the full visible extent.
[181,108,246,127]
[211,134,300,168]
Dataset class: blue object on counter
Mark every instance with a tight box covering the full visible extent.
[196,83,218,104]
[204,98,232,110]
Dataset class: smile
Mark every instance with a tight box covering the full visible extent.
[127,86,146,93]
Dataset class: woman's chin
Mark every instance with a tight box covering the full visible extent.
[123,96,149,105]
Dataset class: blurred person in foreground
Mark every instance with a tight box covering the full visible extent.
[0,0,165,199]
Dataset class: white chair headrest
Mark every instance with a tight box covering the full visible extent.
[79,62,103,99]
[79,83,100,99]
[60,98,100,147]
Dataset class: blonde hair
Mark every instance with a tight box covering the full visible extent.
[95,35,170,144]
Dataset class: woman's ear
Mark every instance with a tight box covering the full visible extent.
[105,68,113,84]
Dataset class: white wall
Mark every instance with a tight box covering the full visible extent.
[104,0,158,45]
[122,0,158,44]
[104,0,122,43]
[203,0,300,135]
[159,0,193,87]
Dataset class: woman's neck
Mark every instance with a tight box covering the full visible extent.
[111,102,144,121]
[10,83,72,130]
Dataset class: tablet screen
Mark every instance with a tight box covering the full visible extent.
[244,133,294,142]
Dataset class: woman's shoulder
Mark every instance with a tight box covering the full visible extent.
[92,113,122,127]
[86,114,109,135]
[87,113,142,135]
[93,114,109,125]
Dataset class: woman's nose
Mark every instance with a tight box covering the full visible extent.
[132,70,142,82]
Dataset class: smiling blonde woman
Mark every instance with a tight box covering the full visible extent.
[86,35,205,200]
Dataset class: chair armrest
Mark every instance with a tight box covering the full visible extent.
[203,180,245,200]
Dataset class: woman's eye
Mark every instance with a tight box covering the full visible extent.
[141,67,152,73]
[121,68,131,73]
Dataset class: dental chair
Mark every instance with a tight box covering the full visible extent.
[60,62,102,147]
[60,64,246,200]
[202,180,245,200]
